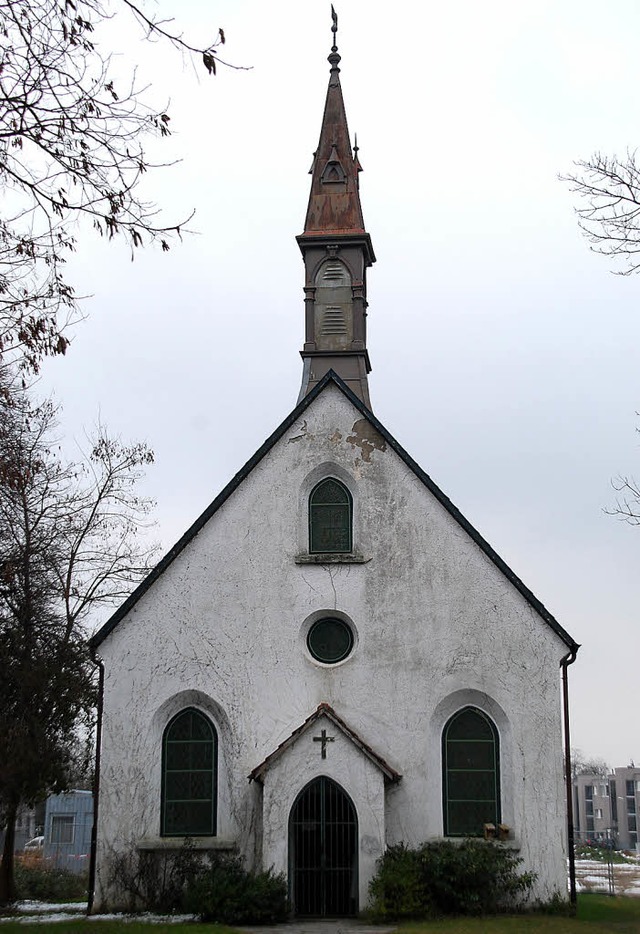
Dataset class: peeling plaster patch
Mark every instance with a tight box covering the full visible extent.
[347,419,386,463]
[288,420,311,443]
[329,429,343,444]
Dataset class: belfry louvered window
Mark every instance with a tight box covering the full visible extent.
[309,478,352,554]
[162,708,217,836]
[442,707,500,836]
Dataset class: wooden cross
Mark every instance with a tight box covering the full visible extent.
[313,728,335,759]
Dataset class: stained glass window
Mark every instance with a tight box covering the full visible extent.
[307,618,354,663]
[443,707,500,836]
[162,708,217,836]
[309,478,352,554]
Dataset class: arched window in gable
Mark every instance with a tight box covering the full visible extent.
[162,708,217,836]
[309,478,352,554]
[442,706,500,836]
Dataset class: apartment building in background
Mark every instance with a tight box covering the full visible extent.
[574,764,640,850]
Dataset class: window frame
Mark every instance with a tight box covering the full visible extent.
[442,706,501,837]
[50,814,75,845]
[308,477,353,555]
[306,616,355,664]
[161,707,217,838]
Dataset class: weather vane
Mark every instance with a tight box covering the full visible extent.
[331,5,338,52]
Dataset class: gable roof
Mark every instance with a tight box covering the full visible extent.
[90,371,579,653]
[248,702,402,784]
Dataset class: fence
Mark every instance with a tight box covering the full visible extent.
[573,829,620,897]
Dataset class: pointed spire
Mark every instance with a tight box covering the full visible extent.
[301,8,366,237]
[296,10,376,410]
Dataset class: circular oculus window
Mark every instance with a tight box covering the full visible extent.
[307,617,354,664]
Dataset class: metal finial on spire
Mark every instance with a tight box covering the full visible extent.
[353,133,363,185]
[328,5,341,75]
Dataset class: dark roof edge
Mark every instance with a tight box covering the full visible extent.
[89,374,338,649]
[335,378,579,653]
[248,702,402,784]
[91,370,579,654]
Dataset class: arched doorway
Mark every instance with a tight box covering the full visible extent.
[289,776,358,917]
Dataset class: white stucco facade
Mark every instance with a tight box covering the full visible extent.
[92,380,574,913]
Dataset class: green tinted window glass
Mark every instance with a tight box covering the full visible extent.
[307,617,354,663]
[443,707,500,836]
[309,479,352,553]
[162,708,217,836]
[447,707,494,741]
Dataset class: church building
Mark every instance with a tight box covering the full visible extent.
[90,16,579,916]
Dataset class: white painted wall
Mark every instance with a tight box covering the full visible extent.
[93,382,570,910]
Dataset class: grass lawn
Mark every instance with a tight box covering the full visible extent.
[396,894,640,933]
[0,896,639,932]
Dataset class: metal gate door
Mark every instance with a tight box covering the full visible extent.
[289,776,358,917]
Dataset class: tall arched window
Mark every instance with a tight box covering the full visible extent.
[309,478,352,554]
[162,708,217,836]
[442,706,500,836]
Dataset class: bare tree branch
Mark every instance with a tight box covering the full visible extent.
[0,374,156,903]
[605,474,640,525]
[561,151,640,275]
[0,0,242,372]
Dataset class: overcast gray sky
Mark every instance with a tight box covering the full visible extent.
[39,0,640,767]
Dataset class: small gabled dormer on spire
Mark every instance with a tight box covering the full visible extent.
[297,8,376,409]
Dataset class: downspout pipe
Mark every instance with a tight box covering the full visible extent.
[561,646,579,910]
[88,649,104,914]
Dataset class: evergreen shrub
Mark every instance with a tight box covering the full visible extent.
[184,854,288,924]
[14,862,88,902]
[368,839,536,920]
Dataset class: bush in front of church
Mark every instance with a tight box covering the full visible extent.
[367,840,536,919]
[14,861,88,903]
[184,853,289,924]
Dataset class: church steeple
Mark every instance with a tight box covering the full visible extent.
[297,8,376,409]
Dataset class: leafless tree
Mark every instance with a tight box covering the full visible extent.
[0,376,156,904]
[606,475,640,525]
[562,151,640,275]
[0,0,236,372]
[570,749,609,780]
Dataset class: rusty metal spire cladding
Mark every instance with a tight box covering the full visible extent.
[301,8,367,237]
[296,10,376,409]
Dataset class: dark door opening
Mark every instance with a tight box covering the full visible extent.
[289,775,358,917]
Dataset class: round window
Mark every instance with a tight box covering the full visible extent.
[307,617,354,664]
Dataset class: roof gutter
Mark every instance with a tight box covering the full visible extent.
[561,646,579,910]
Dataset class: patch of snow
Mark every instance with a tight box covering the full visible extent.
[1,914,75,925]
[15,902,85,913]
[1,904,196,925]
